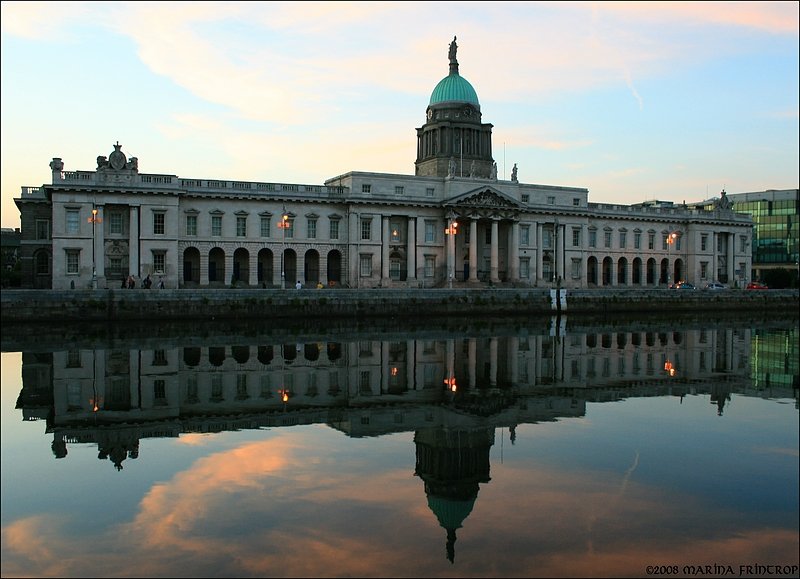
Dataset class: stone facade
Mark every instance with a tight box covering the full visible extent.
[12,42,754,291]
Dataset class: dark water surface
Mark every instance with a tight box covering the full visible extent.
[2,313,798,578]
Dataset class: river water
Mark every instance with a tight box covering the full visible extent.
[1,313,798,578]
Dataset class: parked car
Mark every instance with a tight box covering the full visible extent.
[746,281,769,290]
[703,282,727,291]
[673,281,696,290]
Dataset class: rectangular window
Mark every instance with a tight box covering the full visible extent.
[572,227,581,247]
[66,210,80,234]
[701,234,708,251]
[573,198,581,206]
[648,233,655,250]
[619,231,627,248]
[543,229,553,249]
[634,232,641,249]
[547,196,555,205]
[390,223,401,243]
[521,194,529,203]
[109,213,122,235]
[212,215,222,236]
[236,216,247,237]
[426,187,435,197]
[67,350,82,368]
[424,256,435,277]
[36,220,50,240]
[153,212,165,235]
[589,230,597,248]
[520,258,530,279]
[359,254,372,277]
[260,217,270,237]
[361,218,371,241]
[153,350,168,366]
[186,215,197,236]
[700,262,708,278]
[662,234,669,250]
[285,219,294,238]
[394,186,404,195]
[604,231,612,248]
[571,258,582,279]
[520,225,530,246]
[154,380,166,402]
[152,251,166,274]
[425,221,436,243]
[66,249,80,274]
[36,253,50,275]
[484,227,491,245]
[739,235,747,253]
[308,218,317,239]
[329,219,339,240]
[362,184,371,193]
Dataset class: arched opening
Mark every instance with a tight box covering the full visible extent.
[305,249,320,285]
[587,256,598,286]
[327,250,342,285]
[258,248,274,287]
[208,248,225,285]
[183,247,201,286]
[632,257,643,285]
[233,248,249,285]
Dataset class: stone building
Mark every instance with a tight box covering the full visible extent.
[14,39,753,290]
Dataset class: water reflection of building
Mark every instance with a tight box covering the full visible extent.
[14,324,798,556]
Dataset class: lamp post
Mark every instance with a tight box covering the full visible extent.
[667,231,678,286]
[87,206,102,289]
[445,218,458,288]
[277,210,290,289]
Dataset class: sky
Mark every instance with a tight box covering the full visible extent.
[1,1,798,230]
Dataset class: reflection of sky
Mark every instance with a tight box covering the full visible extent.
[2,352,798,578]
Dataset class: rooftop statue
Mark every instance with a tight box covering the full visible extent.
[448,36,457,64]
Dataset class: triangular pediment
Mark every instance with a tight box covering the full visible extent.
[445,186,520,209]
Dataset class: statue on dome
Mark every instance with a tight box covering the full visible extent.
[511,163,518,182]
[448,157,457,178]
[490,161,498,180]
[448,36,458,63]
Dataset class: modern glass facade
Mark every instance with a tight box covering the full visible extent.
[697,189,798,284]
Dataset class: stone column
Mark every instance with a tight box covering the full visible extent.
[536,221,543,285]
[489,337,498,386]
[246,254,256,287]
[509,220,519,281]
[94,206,105,284]
[469,217,478,282]
[225,251,235,286]
[727,233,735,283]
[490,219,499,283]
[382,215,390,282]
[128,207,140,277]
[350,211,359,287]
[406,218,416,282]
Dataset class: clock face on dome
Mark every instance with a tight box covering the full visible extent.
[427,109,434,121]
[463,106,472,117]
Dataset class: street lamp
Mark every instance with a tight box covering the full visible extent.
[277,210,290,289]
[445,219,458,288]
[87,206,102,289]
[667,231,678,286]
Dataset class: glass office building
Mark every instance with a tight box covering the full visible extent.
[697,189,798,284]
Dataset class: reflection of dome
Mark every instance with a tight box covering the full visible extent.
[427,495,477,563]
[429,73,480,107]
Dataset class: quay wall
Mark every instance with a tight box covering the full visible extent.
[1,288,798,323]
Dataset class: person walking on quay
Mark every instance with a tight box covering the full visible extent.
[158,276,165,289]
[295,280,302,290]
[143,274,152,289]
[127,275,135,289]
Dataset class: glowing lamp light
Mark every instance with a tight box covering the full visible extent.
[279,389,290,403]
[443,376,457,392]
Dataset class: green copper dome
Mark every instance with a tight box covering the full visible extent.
[429,73,480,107]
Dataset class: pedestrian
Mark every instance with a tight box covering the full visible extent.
[121,276,127,289]
[127,275,135,289]
[295,281,302,290]
[143,274,152,289]
[158,276,165,289]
